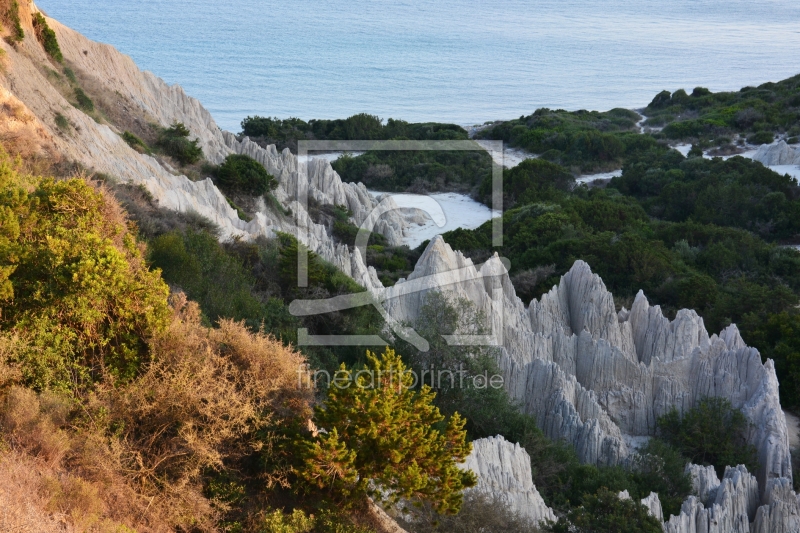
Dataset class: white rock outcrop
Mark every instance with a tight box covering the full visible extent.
[382,237,800,530]
[664,465,761,533]
[383,239,792,483]
[5,6,800,532]
[461,435,556,525]
[3,4,407,282]
[752,141,800,166]
[619,489,664,522]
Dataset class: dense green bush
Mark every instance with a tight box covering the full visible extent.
[156,122,203,165]
[747,131,775,145]
[644,74,800,141]
[3,0,24,42]
[74,87,94,112]
[32,12,62,62]
[612,148,800,241]
[240,113,468,152]
[122,131,151,153]
[300,348,476,514]
[0,152,170,390]
[742,311,800,409]
[477,107,642,172]
[148,230,264,327]
[545,487,662,533]
[657,397,759,478]
[215,154,277,195]
[478,158,574,207]
[331,147,491,193]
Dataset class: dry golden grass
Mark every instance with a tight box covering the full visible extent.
[0,450,72,533]
[0,292,313,532]
[0,87,62,173]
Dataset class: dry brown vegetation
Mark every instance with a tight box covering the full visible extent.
[0,86,60,166]
[0,291,313,532]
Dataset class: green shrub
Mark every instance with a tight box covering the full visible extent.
[54,112,69,131]
[215,154,277,196]
[657,397,759,478]
[788,136,799,144]
[687,144,703,158]
[148,229,262,326]
[257,508,372,533]
[741,311,800,410]
[399,492,545,533]
[0,152,171,390]
[544,487,662,533]
[73,87,94,112]
[32,12,62,62]
[63,66,77,83]
[156,122,203,165]
[747,131,775,145]
[121,131,150,153]
[300,348,476,514]
[3,0,24,42]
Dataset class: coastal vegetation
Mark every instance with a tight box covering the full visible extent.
[32,12,62,62]
[0,147,474,531]
[644,74,800,143]
[1,0,24,43]
[240,113,468,153]
[476,107,644,172]
[331,148,491,193]
[155,121,203,165]
[214,153,278,196]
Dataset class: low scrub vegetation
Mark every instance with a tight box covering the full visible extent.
[657,397,759,478]
[73,87,94,112]
[332,148,491,193]
[121,130,150,153]
[477,107,643,172]
[32,12,62,62]
[2,0,25,43]
[240,113,468,153]
[645,75,800,142]
[214,153,277,195]
[155,121,203,165]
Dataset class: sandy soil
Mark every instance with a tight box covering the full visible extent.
[369,191,499,249]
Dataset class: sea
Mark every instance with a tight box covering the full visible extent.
[36,0,800,133]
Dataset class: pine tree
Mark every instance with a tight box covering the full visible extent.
[301,348,477,514]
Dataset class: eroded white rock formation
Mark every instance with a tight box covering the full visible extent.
[5,6,799,531]
[382,237,800,530]
[619,489,664,522]
[3,4,406,285]
[461,435,556,525]
[752,141,800,166]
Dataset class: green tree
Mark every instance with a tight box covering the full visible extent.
[742,311,800,409]
[545,487,662,533]
[657,397,758,478]
[156,122,203,165]
[216,154,277,196]
[300,348,476,514]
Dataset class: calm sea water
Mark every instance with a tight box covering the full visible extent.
[37,0,800,132]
